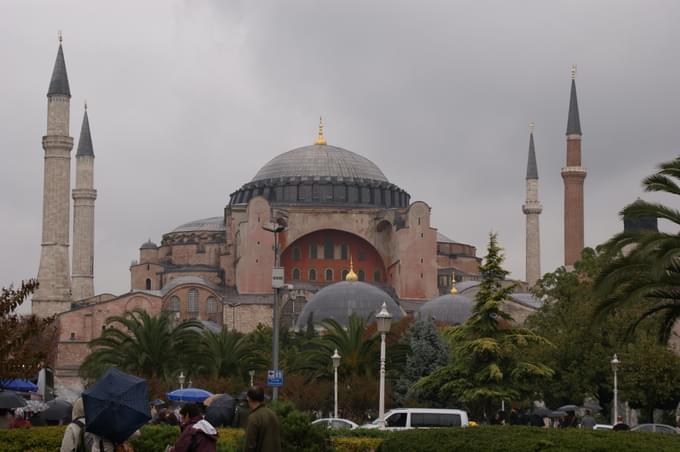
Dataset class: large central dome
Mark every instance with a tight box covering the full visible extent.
[252,144,388,183]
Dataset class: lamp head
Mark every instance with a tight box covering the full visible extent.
[611,354,620,371]
[178,371,186,386]
[376,302,393,334]
[332,348,341,368]
[262,221,286,233]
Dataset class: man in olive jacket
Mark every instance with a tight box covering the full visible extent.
[244,386,281,452]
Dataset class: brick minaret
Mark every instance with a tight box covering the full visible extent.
[522,123,542,286]
[71,105,97,301]
[34,37,74,317]
[561,65,587,267]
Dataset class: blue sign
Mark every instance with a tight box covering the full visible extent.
[267,369,284,387]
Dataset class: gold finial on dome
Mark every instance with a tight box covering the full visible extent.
[449,274,458,295]
[314,116,327,145]
[346,254,358,282]
[571,64,577,80]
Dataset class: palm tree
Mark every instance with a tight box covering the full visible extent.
[80,309,203,380]
[595,157,680,342]
[197,329,267,379]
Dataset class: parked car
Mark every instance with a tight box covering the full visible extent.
[593,424,613,430]
[311,418,359,430]
[361,408,469,430]
[631,423,680,434]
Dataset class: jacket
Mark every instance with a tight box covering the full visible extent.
[243,404,281,452]
[171,417,218,452]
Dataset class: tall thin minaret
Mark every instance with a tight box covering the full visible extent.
[34,35,74,317]
[522,123,542,286]
[71,104,97,301]
[561,65,587,267]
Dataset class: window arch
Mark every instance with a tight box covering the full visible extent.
[309,268,317,281]
[373,270,382,282]
[292,268,301,281]
[358,270,365,281]
[145,278,152,290]
[341,269,350,280]
[187,289,199,312]
[169,296,180,312]
[206,297,217,314]
[325,268,334,281]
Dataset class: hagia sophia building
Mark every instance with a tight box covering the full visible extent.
[31,40,587,396]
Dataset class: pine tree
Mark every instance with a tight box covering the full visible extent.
[415,233,553,418]
[393,317,449,405]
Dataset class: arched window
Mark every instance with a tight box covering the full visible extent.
[325,269,334,281]
[374,270,382,282]
[169,296,180,312]
[309,268,317,281]
[292,268,301,281]
[341,269,349,280]
[187,289,199,312]
[206,297,217,314]
[145,278,152,290]
[358,270,365,281]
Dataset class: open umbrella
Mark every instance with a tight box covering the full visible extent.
[167,388,213,403]
[205,394,235,427]
[42,399,73,423]
[83,368,151,445]
[558,404,579,412]
[532,406,552,417]
[549,410,568,418]
[583,401,602,412]
[0,391,27,409]
[1,379,38,392]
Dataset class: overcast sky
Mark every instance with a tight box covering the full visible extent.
[2,1,679,313]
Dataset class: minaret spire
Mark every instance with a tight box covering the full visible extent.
[48,33,71,97]
[72,106,97,301]
[562,65,587,267]
[314,116,327,145]
[523,122,542,286]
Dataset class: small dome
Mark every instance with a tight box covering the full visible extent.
[140,239,157,250]
[419,293,474,325]
[172,216,225,233]
[295,281,404,329]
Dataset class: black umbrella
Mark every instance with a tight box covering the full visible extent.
[549,410,568,418]
[583,401,602,412]
[558,404,579,412]
[532,407,552,417]
[0,391,27,409]
[83,368,151,444]
[205,394,235,427]
[42,399,73,423]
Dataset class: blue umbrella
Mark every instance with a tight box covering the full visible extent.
[1,379,38,392]
[83,368,151,445]
[167,388,213,403]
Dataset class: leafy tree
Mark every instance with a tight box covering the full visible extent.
[80,309,203,381]
[197,329,268,380]
[595,157,680,343]
[416,233,553,417]
[0,279,56,383]
[393,317,449,405]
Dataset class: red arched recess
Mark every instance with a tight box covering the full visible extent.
[280,229,387,285]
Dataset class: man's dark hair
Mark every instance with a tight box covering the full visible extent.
[179,403,202,419]
[247,385,265,402]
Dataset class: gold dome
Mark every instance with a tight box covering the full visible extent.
[345,255,358,282]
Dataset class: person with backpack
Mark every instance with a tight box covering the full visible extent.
[167,403,218,452]
[60,398,87,452]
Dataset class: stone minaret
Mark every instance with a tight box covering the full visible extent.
[34,37,74,317]
[522,123,542,286]
[561,65,587,267]
[71,105,97,301]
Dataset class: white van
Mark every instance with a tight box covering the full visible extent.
[362,408,469,430]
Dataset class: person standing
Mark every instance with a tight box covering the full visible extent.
[168,403,218,452]
[613,416,630,431]
[243,386,281,452]
[580,409,596,429]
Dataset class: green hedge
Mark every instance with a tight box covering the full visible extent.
[0,426,65,452]
[376,426,680,452]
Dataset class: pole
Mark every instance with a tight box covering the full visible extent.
[334,364,339,419]
[613,367,618,423]
[378,332,386,429]
[272,232,280,401]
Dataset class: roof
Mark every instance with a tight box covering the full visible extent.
[526,132,538,179]
[140,239,157,249]
[295,281,404,329]
[161,276,221,295]
[76,110,94,157]
[419,293,474,325]
[172,217,225,232]
[252,144,388,183]
[48,44,70,97]
[436,232,460,244]
[509,293,544,310]
[566,79,582,135]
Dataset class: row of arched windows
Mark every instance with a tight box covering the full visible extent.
[290,268,382,282]
[167,289,219,314]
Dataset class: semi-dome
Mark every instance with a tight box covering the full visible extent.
[252,144,389,183]
[419,293,474,325]
[172,217,225,232]
[229,142,410,208]
[295,281,404,329]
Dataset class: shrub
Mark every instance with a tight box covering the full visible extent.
[0,425,65,452]
[332,436,384,452]
[271,400,332,452]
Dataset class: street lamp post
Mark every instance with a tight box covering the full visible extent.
[263,221,286,401]
[611,354,620,423]
[376,302,393,429]
[249,369,255,388]
[178,371,186,403]
[332,349,341,419]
